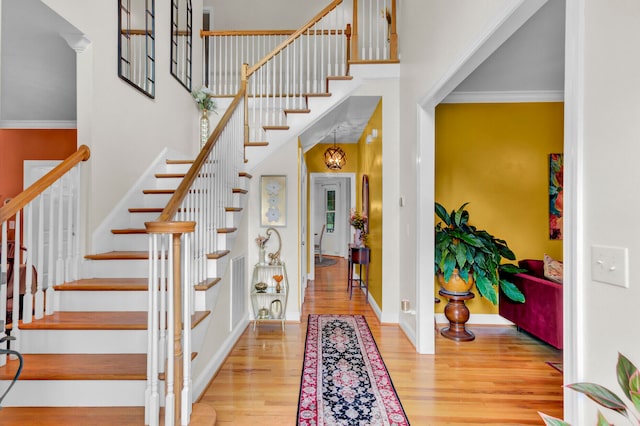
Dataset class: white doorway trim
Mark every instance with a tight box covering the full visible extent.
[414,0,551,356]
[308,172,356,281]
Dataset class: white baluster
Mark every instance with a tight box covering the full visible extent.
[11,211,21,345]
[45,186,55,315]
[181,233,193,424]
[165,237,175,426]
[35,194,44,318]
[145,235,160,426]
[56,175,65,285]
[23,204,34,324]
[0,223,7,366]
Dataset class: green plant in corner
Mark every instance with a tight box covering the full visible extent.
[539,353,640,425]
[434,202,525,304]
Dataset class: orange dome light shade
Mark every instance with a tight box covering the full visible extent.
[324,130,346,170]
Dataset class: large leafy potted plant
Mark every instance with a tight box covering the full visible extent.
[435,202,525,304]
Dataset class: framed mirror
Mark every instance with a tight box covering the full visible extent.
[170,0,193,91]
[362,174,370,234]
[118,0,156,98]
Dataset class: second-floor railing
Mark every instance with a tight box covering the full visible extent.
[0,145,90,365]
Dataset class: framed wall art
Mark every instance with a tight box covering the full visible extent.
[549,153,563,240]
[260,175,286,227]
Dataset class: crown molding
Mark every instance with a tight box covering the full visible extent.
[1,120,77,129]
[441,90,564,104]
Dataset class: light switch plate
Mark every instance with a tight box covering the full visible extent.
[591,245,629,288]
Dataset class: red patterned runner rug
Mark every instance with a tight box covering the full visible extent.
[297,314,410,425]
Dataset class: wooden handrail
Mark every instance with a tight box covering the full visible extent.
[147,84,247,228]
[0,145,90,224]
[246,0,343,77]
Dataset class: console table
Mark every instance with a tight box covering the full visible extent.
[347,245,370,300]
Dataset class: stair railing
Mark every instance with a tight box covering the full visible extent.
[0,145,90,366]
[144,80,246,426]
[351,0,398,62]
[202,0,398,96]
[243,0,349,140]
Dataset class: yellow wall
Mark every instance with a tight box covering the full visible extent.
[303,99,384,308]
[305,143,360,173]
[435,102,564,314]
[357,100,383,307]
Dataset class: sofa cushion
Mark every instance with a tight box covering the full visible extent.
[543,254,563,284]
[518,259,545,279]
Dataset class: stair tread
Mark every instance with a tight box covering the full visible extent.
[304,92,331,97]
[0,354,147,380]
[85,251,148,260]
[245,141,269,147]
[155,173,185,178]
[284,108,311,114]
[18,310,210,330]
[232,188,248,194]
[129,207,163,213]
[327,75,354,81]
[195,277,221,291]
[111,228,146,234]
[166,159,194,164]
[239,172,252,179]
[207,250,230,260]
[143,189,175,194]
[225,207,242,212]
[54,278,148,291]
[217,227,237,234]
[263,125,290,131]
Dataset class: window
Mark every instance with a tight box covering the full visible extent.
[326,189,335,233]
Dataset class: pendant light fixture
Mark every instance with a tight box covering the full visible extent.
[324,129,346,170]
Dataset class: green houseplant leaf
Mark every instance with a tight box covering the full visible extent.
[566,382,629,417]
[434,202,524,304]
[539,412,571,426]
[617,352,638,401]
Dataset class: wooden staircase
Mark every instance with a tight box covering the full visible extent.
[0,158,250,424]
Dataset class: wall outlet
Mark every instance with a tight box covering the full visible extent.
[591,245,629,288]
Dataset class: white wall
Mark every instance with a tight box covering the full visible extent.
[248,138,301,320]
[208,0,343,30]
[398,0,516,353]
[569,1,640,423]
[42,0,205,247]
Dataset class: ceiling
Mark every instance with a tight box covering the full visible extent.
[3,0,564,140]
[300,0,565,151]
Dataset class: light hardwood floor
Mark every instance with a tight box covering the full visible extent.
[200,256,563,425]
[1,256,563,425]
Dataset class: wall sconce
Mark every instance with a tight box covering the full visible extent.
[366,128,378,144]
[324,130,346,170]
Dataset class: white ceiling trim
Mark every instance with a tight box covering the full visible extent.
[1,120,77,129]
[441,89,564,104]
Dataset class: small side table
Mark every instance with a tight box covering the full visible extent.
[438,289,475,342]
[348,245,370,300]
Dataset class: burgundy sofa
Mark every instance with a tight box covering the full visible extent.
[499,259,563,349]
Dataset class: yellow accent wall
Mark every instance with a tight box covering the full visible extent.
[303,99,384,308]
[435,102,564,314]
[357,100,383,307]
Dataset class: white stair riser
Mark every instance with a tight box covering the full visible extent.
[87,259,148,278]
[19,329,148,354]
[55,290,148,311]
[152,177,182,190]
[129,212,161,228]
[194,284,221,312]
[143,193,173,208]
[108,233,149,251]
[0,380,146,407]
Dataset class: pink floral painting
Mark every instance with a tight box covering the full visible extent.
[549,154,563,240]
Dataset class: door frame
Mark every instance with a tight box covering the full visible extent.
[308,172,355,280]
